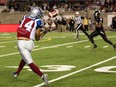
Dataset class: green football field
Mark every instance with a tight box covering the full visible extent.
[0,31,116,87]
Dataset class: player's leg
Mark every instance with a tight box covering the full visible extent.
[17,40,48,85]
[89,30,99,49]
[75,24,82,40]
[100,32,113,45]
[14,59,26,76]
[15,40,43,77]
[75,28,79,40]
[12,40,27,77]
[81,28,90,39]
[12,59,26,77]
[25,44,48,85]
[100,31,116,50]
[23,40,44,77]
[76,29,79,40]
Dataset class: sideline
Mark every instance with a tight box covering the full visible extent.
[33,56,116,87]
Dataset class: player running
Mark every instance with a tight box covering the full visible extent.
[75,11,90,40]
[12,7,48,86]
[89,10,116,50]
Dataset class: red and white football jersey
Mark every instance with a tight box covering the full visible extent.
[17,16,43,40]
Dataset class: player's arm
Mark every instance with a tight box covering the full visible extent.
[35,19,48,41]
[95,21,102,28]
[35,28,47,41]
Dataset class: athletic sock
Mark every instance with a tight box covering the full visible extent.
[28,63,43,77]
[15,59,26,74]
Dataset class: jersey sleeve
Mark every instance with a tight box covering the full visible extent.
[36,19,44,29]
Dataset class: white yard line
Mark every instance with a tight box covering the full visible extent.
[0,40,16,44]
[0,52,19,58]
[0,35,115,86]
[0,46,5,48]
[0,40,88,58]
[33,56,116,87]
[0,34,74,44]
[0,35,116,58]
[103,46,109,48]
[84,45,91,48]
[66,46,73,48]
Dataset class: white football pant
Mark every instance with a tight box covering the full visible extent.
[17,40,34,64]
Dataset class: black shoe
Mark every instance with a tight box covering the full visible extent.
[93,44,98,49]
[113,44,116,50]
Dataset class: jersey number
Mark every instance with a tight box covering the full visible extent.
[20,20,34,32]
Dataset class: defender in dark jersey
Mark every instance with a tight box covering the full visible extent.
[89,10,116,50]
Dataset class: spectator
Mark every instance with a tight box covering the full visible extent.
[83,17,89,31]
[112,15,116,30]
[10,7,14,13]
[54,18,58,30]
[69,17,75,32]
[46,18,53,30]
[61,17,67,32]
[57,16,62,32]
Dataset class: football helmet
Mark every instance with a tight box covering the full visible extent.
[94,10,101,16]
[75,11,79,15]
[30,7,43,18]
[94,10,100,19]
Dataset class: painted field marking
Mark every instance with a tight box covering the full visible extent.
[0,33,11,35]
[0,46,5,48]
[33,56,116,87]
[0,35,116,58]
[94,66,116,73]
[34,45,39,48]
[14,46,39,48]
[0,34,74,44]
[5,65,76,72]
[0,52,19,58]
[33,40,88,51]
[103,46,109,48]
[0,40,88,58]
[14,46,17,48]
[84,45,91,48]
[0,40,16,44]
[66,46,73,48]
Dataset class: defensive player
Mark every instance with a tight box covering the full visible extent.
[75,11,90,40]
[89,10,116,50]
[12,7,48,86]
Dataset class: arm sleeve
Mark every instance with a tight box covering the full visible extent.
[36,19,44,29]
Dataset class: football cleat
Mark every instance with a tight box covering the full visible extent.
[92,44,98,49]
[75,36,79,40]
[41,74,48,87]
[11,72,19,78]
[113,44,116,51]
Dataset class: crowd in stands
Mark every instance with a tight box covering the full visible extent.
[1,0,116,13]
[42,16,93,32]
[0,0,115,31]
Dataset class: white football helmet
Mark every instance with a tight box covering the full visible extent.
[75,11,79,15]
[30,7,43,18]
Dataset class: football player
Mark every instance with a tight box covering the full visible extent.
[12,7,48,86]
[89,10,116,50]
[75,11,90,40]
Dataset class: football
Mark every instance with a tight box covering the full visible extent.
[48,9,59,18]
